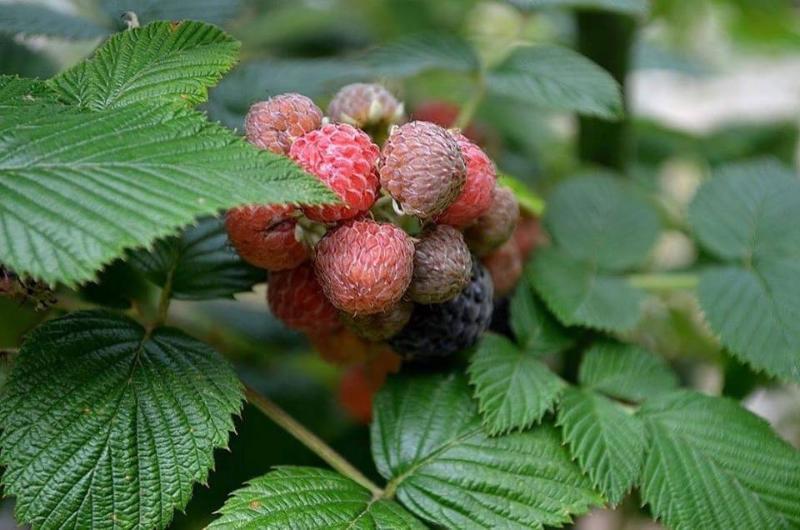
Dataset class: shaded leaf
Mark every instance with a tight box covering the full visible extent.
[507,0,649,16]
[0,311,243,529]
[0,3,108,39]
[364,33,480,78]
[510,271,573,354]
[209,467,424,529]
[130,216,263,300]
[100,0,243,26]
[468,333,564,434]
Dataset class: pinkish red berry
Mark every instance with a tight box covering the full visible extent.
[465,185,520,256]
[315,219,414,315]
[341,301,413,342]
[482,238,523,298]
[409,224,472,304]
[290,123,381,222]
[513,214,542,260]
[268,263,341,334]
[244,93,323,155]
[328,83,404,129]
[435,132,496,228]
[225,205,308,271]
[379,121,466,219]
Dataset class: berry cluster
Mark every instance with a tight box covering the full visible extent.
[226,84,532,403]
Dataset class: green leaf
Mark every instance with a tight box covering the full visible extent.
[0,102,334,286]
[578,342,678,402]
[372,374,601,529]
[0,3,109,40]
[100,0,243,26]
[0,75,55,109]
[544,173,660,271]
[488,45,622,119]
[639,390,800,530]
[689,160,800,382]
[364,34,480,78]
[557,387,644,504]
[209,467,424,529]
[130,216,263,300]
[531,247,645,332]
[468,333,564,435]
[507,0,649,16]
[498,173,545,216]
[510,270,574,354]
[49,21,240,110]
[0,311,243,529]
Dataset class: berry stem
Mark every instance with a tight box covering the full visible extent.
[152,268,174,329]
[244,384,383,496]
[454,72,486,130]
[627,272,699,291]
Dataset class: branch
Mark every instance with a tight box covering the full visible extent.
[244,384,383,496]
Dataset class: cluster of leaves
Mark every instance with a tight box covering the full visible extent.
[1,0,799,528]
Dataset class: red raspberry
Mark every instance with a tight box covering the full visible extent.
[409,225,472,304]
[290,123,381,222]
[310,327,371,366]
[412,100,483,144]
[341,301,413,341]
[379,121,466,219]
[267,263,341,334]
[315,219,414,315]
[435,132,496,228]
[225,205,308,271]
[465,185,520,256]
[482,238,523,298]
[328,83,404,129]
[513,214,542,260]
[244,93,323,155]
[337,348,401,424]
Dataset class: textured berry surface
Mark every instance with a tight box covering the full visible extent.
[482,238,523,298]
[268,263,341,334]
[244,93,323,155]
[328,83,404,129]
[225,205,308,271]
[436,132,496,228]
[390,260,494,361]
[409,225,472,304]
[341,301,412,341]
[379,121,466,219]
[315,219,414,314]
[465,185,520,256]
[290,123,381,222]
[513,214,541,260]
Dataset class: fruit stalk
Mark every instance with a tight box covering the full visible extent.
[628,272,699,291]
[453,72,486,131]
[244,384,383,496]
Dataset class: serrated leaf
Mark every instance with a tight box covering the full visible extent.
[49,21,239,110]
[0,75,55,109]
[510,272,573,354]
[468,333,564,434]
[639,390,800,530]
[372,374,601,529]
[545,173,660,271]
[100,0,243,25]
[689,160,800,382]
[0,3,109,40]
[579,342,678,402]
[557,387,644,504]
[531,247,645,332]
[0,102,335,286]
[209,467,424,529]
[487,45,622,119]
[0,310,243,529]
[507,0,649,16]
[363,34,480,78]
[129,216,263,300]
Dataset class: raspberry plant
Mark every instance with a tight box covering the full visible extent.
[1,1,800,529]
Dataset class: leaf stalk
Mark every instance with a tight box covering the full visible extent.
[628,272,699,291]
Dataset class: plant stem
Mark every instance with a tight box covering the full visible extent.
[628,272,699,291]
[244,384,383,496]
[454,73,486,131]
[152,269,174,329]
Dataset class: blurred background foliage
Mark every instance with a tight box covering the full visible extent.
[1,0,799,528]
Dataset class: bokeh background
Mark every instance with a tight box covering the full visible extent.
[1,0,799,528]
